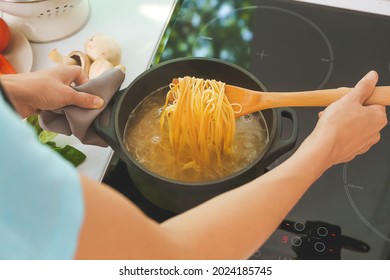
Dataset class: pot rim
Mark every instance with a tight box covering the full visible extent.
[115,57,277,186]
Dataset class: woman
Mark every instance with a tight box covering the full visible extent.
[0,66,387,259]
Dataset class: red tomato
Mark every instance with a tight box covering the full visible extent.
[0,53,16,75]
[0,18,12,53]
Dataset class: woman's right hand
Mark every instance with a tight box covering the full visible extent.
[311,70,388,167]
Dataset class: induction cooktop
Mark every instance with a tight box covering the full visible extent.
[103,0,390,259]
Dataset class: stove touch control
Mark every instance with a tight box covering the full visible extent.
[314,242,326,253]
[294,222,305,232]
[317,226,328,237]
[252,249,262,257]
[291,236,303,247]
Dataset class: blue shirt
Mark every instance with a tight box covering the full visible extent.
[0,92,84,259]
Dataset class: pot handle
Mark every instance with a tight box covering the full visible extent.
[94,88,126,152]
[262,108,299,166]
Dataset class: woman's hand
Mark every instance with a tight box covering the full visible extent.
[0,65,104,118]
[310,70,388,167]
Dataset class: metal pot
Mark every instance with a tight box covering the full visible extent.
[95,57,298,213]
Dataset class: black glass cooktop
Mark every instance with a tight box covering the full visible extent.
[103,0,390,259]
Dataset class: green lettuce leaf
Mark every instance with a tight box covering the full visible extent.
[26,115,87,167]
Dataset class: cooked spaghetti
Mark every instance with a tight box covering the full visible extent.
[124,76,268,182]
[160,76,240,170]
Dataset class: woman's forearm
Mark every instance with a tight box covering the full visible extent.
[161,130,332,259]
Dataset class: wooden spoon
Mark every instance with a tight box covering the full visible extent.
[171,79,390,117]
[225,85,390,117]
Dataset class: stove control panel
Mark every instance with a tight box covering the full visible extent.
[250,220,370,260]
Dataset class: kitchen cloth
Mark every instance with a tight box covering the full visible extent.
[39,68,125,147]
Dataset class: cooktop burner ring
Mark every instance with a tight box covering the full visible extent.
[344,165,390,243]
[192,5,334,91]
[343,122,390,244]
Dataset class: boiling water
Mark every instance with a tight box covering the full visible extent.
[124,89,269,182]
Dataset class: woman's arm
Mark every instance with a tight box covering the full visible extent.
[74,71,387,259]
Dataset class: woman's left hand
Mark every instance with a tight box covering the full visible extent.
[0,65,104,118]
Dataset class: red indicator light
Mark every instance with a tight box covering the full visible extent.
[282,236,288,244]
[331,233,336,237]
